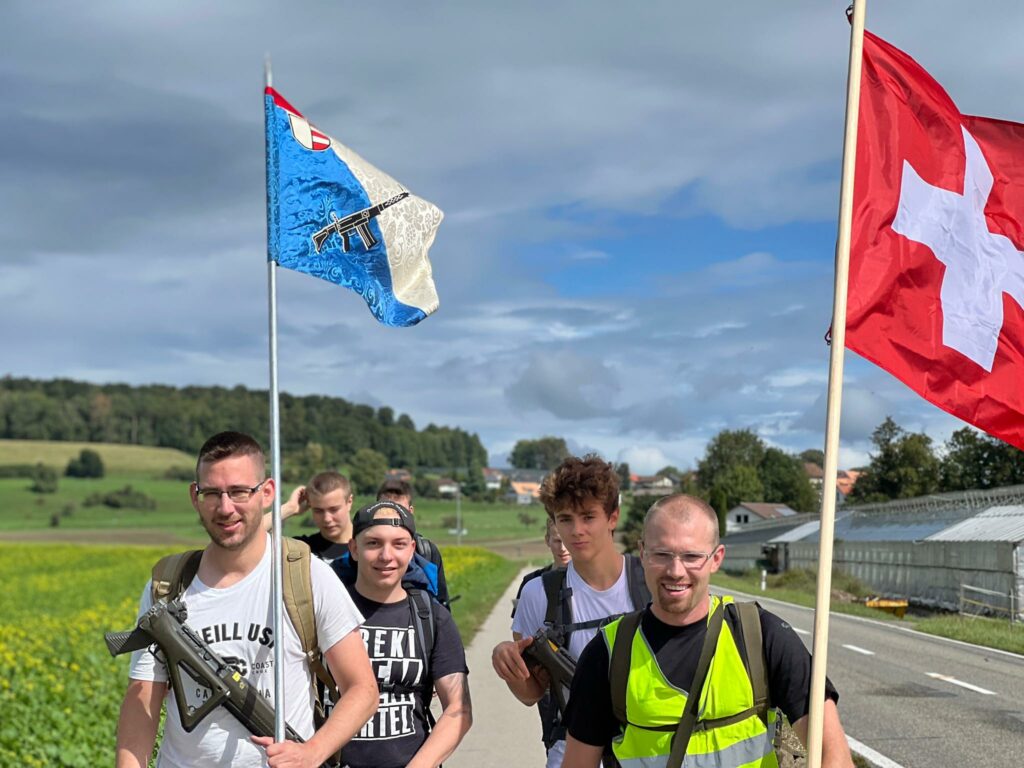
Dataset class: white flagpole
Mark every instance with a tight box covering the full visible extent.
[264,55,287,744]
[806,3,866,767]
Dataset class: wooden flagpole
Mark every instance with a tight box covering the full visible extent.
[264,55,287,743]
[806,2,866,766]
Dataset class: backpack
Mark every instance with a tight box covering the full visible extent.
[608,601,771,732]
[150,538,338,722]
[540,554,651,648]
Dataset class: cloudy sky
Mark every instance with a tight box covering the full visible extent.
[4,1,1024,473]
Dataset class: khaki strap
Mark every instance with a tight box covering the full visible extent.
[610,610,644,727]
[151,550,202,602]
[736,602,769,725]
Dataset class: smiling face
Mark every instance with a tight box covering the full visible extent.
[348,509,415,602]
[552,497,619,566]
[309,488,354,543]
[191,454,273,553]
[639,505,724,626]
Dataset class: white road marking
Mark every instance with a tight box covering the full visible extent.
[846,736,907,768]
[842,643,875,656]
[926,672,996,695]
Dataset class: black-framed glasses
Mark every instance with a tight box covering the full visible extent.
[644,547,719,570]
[195,481,266,505]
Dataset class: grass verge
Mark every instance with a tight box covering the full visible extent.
[441,546,522,643]
[913,614,1024,655]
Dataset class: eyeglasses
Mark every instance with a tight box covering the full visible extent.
[644,547,719,569]
[195,481,266,505]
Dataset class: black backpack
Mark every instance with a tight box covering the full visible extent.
[540,554,651,648]
[536,555,652,746]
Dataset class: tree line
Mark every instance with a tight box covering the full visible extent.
[0,377,487,471]
[848,417,1024,503]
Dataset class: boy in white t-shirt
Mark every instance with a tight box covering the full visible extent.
[115,431,379,768]
[492,455,649,768]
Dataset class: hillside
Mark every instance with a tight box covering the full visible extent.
[0,439,193,475]
[0,376,486,469]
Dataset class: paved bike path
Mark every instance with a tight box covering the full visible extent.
[448,567,547,768]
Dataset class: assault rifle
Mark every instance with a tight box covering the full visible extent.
[521,628,576,717]
[105,598,303,742]
[311,191,409,253]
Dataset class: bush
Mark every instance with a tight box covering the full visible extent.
[65,449,105,478]
[83,485,157,510]
[517,511,538,528]
[61,503,76,518]
[29,463,58,494]
[0,463,39,479]
[163,465,195,481]
[441,515,458,529]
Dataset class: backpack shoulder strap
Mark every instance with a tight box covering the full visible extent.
[610,610,643,727]
[624,554,652,611]
[282,538,337,702]
[735,601,770,724]
[541,566,571,628]
[407,588,436,667]
[415,533,432,560]
[151,550,203,602]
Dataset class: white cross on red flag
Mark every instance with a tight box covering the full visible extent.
[847,30,1024,450]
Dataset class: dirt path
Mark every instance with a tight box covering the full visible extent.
[447,566,547,768]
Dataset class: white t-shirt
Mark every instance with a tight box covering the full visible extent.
[129,536,363,768]
[511,557,638,768]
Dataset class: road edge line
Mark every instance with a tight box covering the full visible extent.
[846,736,906,768]
[715,587,1024,663]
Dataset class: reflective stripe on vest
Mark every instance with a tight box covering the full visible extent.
[602,595,779,768]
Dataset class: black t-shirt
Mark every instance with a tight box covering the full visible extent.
[341,589,468,768]
[566,603,839,748]
[293,532,348,565]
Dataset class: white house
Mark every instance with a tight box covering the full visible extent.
[725,502,797,532]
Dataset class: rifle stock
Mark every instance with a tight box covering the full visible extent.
[105,598,303,741]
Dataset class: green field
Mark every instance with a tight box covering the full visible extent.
[0,541,519,766]
[0,475,544,546]
[0,439,193,475]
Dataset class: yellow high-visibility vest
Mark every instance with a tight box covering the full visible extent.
[602,595,778,768]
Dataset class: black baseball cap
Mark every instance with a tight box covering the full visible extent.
[351,500,417,538]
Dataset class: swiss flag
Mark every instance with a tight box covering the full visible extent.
[847,30,1024,450]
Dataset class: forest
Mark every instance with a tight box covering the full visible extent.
[0,376,487,470]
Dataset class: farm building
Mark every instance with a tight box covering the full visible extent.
[723,485,1024,620]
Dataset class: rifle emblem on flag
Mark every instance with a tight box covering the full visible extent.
[312,192,410,254]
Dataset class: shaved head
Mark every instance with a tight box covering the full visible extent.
[642,494,719,548]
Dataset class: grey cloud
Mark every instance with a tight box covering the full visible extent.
[506,352,620,420]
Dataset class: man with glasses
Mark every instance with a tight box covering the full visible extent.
[115,431,379,768]
[560,494,854,768]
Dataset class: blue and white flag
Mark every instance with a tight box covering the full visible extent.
[265,87,441,327]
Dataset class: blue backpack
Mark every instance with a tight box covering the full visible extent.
[330,549,441,598]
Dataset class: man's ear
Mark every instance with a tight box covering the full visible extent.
[347,538,359,561]
[261,478,276,510]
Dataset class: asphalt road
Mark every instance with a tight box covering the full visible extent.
[719,588,1024,768]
